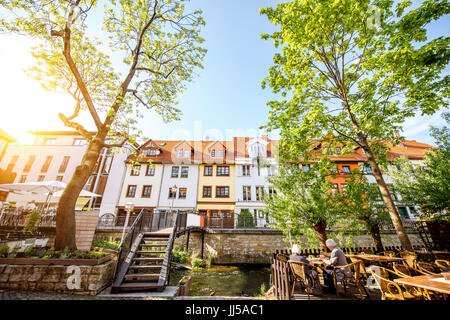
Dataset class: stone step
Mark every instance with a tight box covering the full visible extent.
[140,244,167,247]
[114,282,163,292]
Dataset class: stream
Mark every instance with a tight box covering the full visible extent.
[169,264,271,297]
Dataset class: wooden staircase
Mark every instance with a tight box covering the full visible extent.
[111,232,172,293]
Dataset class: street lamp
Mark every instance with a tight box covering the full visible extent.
[120,202,135,245]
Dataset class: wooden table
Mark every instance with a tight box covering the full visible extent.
[347,254,406,264]
[394,274,450,298]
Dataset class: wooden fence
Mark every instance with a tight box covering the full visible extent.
[270,255,293,300]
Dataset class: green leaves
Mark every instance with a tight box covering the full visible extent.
[1,0,206,143]
[389,112,450,219]
[260,0,448,160]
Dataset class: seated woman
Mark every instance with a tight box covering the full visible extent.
[289,244,318,290]
[320,239,352,294]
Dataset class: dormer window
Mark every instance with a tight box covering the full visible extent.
[142,149,149,156]
[248,140,267,159]
[149,149,157,156]
[211,150,223,158]
[177,149,191,158]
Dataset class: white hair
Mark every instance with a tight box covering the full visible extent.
[291,244,301,254]
[326,239,336,247]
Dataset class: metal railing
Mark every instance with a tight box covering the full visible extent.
[0,208,56,228]
[112,209,188,284]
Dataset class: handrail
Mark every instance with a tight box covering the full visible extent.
[159,211,181,287]
[112,208,145,281]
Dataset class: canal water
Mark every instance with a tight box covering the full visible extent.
[169,265,271,297]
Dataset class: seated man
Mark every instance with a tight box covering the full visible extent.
[289,244,318,291]
[320,239,352,294]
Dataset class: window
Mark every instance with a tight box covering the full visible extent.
[141,185,152,198]
[168,188,177,199]
[211,149,224,158]
[38,175,45,182]
[177,149,190,158]
[256,186,264,201]
[204,166,213,176]
[364,165,373,174]
[101,155,113,174]
[145,165,155,176]
[131,165,141,176]
[142,149,149,156]
[56,175,63,182]
[23,155,36,173]
[202,186,212,198]
[44,138,56,145]
[177,149,183,158]
[243,186,251,201]
[217,166,229,176]
[335,147,342,155]
[342,166,350,174]
[6,155,18,172]
[242,165,251,176]
[216,186,229,198]
[126,185,137,197]
[58,156,70,173]
[332,184,339,192]
[268,187,277,199]
[184,150,190,158]
[180,166,189,178]
[73,138,86,146]
[171,166,179,178]
[398,207,409,219]
[302,165,310,172]
[19,175,27,183]
[178,188,187,199]
[340,184,347,192]
[149,149,157,156]
[40,156,53,173]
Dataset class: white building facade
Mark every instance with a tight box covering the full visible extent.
[234,136,278,227]
[0,131,132,217]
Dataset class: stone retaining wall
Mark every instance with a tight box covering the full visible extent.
[0,259,115,295]
[174,229,425,264]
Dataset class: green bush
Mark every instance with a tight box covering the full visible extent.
[172,246,190,264]
[0,246,9,258]
[237,209,255,228]
[23,210,41,232]
[92,237,120,251]
[39,248,55,259]
[7,245,20,258]
[23,245,35,258]
[191,257,204,269]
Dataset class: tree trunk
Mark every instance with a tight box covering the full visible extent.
[54,134,105,250]
[312,220,328,251]
[359,136,413,251]
[367,223,384,251]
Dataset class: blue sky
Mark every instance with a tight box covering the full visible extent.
[0,0,448,145]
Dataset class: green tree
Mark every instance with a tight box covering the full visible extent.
[260,0,449,250]
[335,172,390,250]
[389,112,450,219]
[0,0,206,249]
[265,158,339,250]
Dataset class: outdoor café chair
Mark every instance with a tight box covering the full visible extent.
[348,256,369,281]
[399,251,418,269]
[288,260,321,300]
[333,261,370,299]
[393,262,416,277]
[415,261,438,275]
[379,251,396,257]
[435,259,450,272]
[370,267,421,300]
